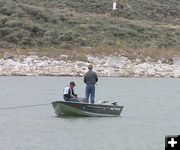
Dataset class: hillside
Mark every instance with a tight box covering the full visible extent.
[0,0,180,59]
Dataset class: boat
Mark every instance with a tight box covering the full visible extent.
[51,101,124,117]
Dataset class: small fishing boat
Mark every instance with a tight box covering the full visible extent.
[51,101,124,117]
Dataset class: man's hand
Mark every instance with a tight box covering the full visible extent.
[71,94,77,98]
[74,94,78,98]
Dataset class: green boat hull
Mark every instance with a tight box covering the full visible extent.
[52,101,124,117]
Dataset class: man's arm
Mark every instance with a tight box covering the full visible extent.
[95,73,98,82]
[63,87,70,99]
[84,74,86,83]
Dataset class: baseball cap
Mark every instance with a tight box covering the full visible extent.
[70,81,76,86]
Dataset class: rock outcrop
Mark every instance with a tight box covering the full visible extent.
[0,55,180,77]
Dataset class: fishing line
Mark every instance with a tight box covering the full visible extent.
[0,103,51,110]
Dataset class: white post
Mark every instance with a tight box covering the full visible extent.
[113,2,117,10]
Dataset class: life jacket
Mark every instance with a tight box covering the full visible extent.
[63,86,75,100]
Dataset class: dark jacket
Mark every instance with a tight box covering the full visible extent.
[84,70,98,85]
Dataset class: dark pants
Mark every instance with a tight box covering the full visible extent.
[85,84,95,103]
[65,98,79,102]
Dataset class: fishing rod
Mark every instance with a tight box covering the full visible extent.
[0,103,51,110]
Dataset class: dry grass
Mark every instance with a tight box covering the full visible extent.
[1,47,180,64]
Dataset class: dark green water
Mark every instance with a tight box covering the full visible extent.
[0,77,180,150]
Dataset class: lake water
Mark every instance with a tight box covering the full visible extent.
[0,77,180,150]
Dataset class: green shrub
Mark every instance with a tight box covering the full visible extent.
[22,22,45,36]
[0,27,14,36]
[0,15,8,27]
[0,0,179,54]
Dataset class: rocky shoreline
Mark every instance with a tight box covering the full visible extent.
[0,54,180,77]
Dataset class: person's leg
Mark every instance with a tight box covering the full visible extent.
[85,85,90,103]
[90,85,95,104]
[67,98,79,102]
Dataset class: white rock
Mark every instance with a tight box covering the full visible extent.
[133,68,144,75]
[4,59,17,66]
[87,56,94,63]
[145,69,156,76]
[145,56,154,62]
[173,68,180,77]
[24,57,34,64]
[87,56,104,65]
[59,55,68,61]
[172,56,180,65]
[104,56,128,68]
[37,61,49,67]
[135,58,142,64]
[75,61,89,67]
[0,59,5,65]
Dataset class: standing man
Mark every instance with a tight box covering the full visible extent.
[84,64,98,104]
